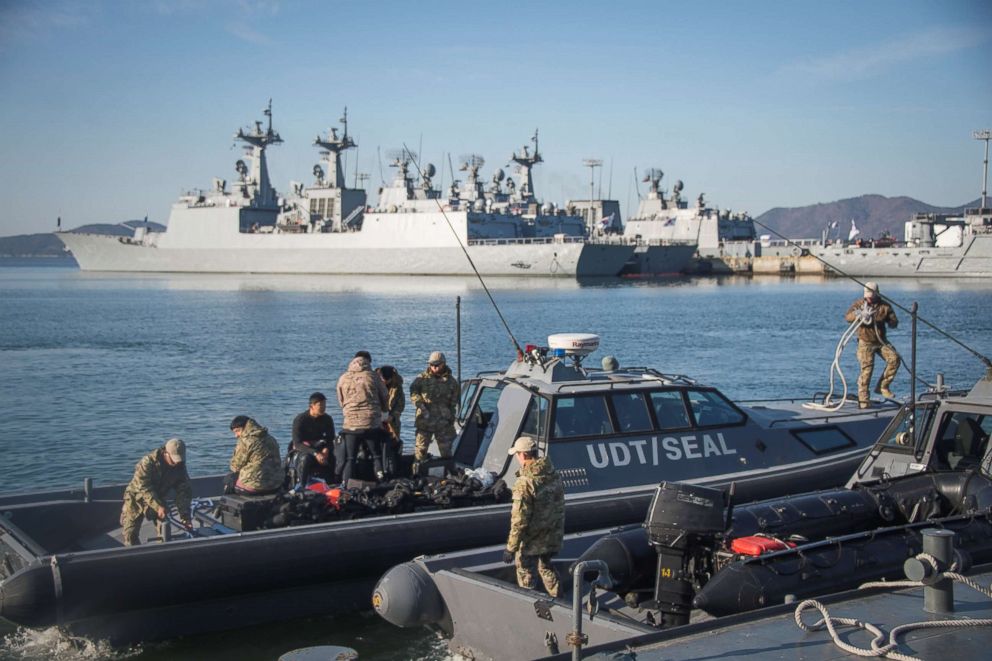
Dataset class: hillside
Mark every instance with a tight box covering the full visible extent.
[0,221,165,257]
[755,195,979,241]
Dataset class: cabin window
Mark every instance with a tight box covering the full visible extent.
[793,427,856,454]
[612,392,653,433]
[453,383,504,466]
[458,380,480,422]
[552,395,612,439]
[649,390,691,430]
[520,395,550,440]
[879,404,935,451]
[933,411,991,472]
[686,390,745,427]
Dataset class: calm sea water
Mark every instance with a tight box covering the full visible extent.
[1,262,990,659]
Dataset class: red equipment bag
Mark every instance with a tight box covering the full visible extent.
[730,535,796,556]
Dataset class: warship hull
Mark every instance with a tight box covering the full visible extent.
[810,234,992,277]
[57,231,634,277]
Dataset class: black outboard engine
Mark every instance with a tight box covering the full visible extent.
[643,482,729,626]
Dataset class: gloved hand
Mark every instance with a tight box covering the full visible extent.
[502,549,515,564]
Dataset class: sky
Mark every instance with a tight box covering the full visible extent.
[0,0,990,237]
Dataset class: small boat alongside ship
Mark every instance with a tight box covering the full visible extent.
[374,372,992,660]
[56,106,635,277]
[0,334,896,642]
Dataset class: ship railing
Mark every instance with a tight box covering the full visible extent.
[466,236,588,246]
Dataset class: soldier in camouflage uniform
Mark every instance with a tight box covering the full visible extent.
[228,415,283,494]
[120,438,193,546]
[409,351,460,461]
[502,436,565,597]
[377,365,405,476]
[844,281,900,409]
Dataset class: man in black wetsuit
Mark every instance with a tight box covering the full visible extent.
[287,392,337,488]
[291,440,336,490]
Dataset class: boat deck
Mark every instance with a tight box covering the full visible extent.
[570,567,992,660]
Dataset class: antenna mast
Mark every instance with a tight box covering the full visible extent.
[582,159,603,226]
[974,129,991,209]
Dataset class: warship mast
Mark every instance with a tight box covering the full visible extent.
[510,129,543,202]
[315,107,357,190]
[233,99,283,208]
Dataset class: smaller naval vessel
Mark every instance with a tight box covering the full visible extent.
[374,372,992,661]
[0,334,896,643]
[757,130,992,278]
[56,106,634,277]
[620,168,755,274]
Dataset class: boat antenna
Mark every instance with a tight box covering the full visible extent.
[633,167,642,200]
[751,217,992,375]
[403,142,525,356]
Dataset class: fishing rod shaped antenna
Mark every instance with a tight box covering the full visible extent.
[402,142,525,357]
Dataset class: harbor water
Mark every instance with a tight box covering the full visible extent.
[1,260,991,660]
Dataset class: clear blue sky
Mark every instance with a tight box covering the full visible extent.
[0,0,989,236]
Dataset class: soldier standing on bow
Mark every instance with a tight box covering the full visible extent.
[844,281,900,409]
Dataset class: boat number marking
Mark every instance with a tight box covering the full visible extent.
[660,568,673,578]
[585,433,737,469]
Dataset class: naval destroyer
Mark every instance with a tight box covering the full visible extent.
[56,105,634,277]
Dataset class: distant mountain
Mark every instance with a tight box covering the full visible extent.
[754,195,979,241]
[0,221,165,257]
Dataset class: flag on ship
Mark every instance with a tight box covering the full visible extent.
[848,219,860,241]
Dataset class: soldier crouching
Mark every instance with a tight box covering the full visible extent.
[120,438,192,546]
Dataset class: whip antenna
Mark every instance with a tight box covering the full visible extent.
[402,143,525,356]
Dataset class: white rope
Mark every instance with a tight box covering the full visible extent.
[803,318,863,412]
[796,552,992,659]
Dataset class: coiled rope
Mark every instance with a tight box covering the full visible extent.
[803,317,863,412]
[794,553,992,660]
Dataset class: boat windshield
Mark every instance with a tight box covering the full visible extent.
[878,403,936,451]
[931,410,992,473]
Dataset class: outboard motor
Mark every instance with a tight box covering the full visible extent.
[643,482,728,626]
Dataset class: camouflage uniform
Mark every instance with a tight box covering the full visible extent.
[410,364,460,460]
[844,298,900,404]
[120,447,192,546]
[506,456,565,597]
[382,370,405,442]
[230,418,283,493]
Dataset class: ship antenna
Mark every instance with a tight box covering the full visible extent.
[750,217,992,376]
[975,129,991,210]
[403,142,525,356]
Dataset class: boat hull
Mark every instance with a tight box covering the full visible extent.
[56,232,635,277]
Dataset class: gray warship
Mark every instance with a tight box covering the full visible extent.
[757,130,992,278]
[620,168,755,274]
[56,105,634,277]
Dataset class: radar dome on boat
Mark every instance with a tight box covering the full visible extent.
[547,333,600,357]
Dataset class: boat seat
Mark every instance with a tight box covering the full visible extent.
[948,418,988,470]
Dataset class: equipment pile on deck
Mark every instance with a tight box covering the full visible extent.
[213,471,510,532]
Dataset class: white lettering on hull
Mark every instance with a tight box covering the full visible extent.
[584,433,737,469]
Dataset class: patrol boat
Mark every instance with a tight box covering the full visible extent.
[56,105,634,277]
[374,372,992,661]
[0,334,896,643]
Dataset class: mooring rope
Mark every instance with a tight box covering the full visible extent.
[794,552,992,660]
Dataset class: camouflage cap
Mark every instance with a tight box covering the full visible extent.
[428,351,446,366]
[164,438,186,464]
[507,436,538,455]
